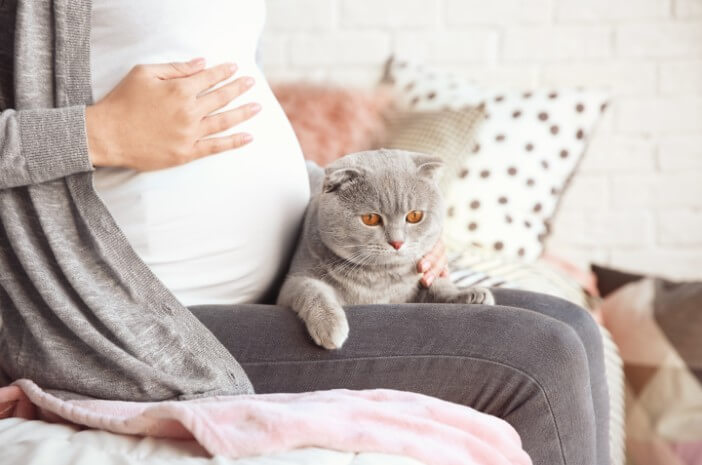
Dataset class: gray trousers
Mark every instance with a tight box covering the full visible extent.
[191,288,609,465]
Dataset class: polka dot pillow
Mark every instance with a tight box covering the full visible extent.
[381,57,608,261]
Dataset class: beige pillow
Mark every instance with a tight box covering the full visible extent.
[383,106,485,196]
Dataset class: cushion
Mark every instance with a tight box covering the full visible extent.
[383,106,485,195]
[381,57,609,261]
[593,265,702,465]
[450,247,594,309]
[272,82,391,166]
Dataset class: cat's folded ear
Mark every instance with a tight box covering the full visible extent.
[323,167,364,193]
[411,153,444,182]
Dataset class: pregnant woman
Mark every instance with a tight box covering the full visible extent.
[0,1,609,464]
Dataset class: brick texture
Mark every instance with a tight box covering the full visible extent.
[263,0,702,280]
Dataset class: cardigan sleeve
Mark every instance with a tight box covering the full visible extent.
[0,105,94,189]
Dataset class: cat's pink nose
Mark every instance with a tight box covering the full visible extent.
[389,241,404,250]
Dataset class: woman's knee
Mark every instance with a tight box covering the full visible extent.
[528,315,591,387]
[492,288,603,353]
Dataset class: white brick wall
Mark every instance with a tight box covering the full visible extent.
[262,0,702,280]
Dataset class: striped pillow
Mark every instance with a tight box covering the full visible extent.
[449,247,593,310]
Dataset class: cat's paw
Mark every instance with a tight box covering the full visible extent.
[305,306,350,350]
[458,287,495,305]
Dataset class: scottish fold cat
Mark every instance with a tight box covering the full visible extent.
[277,149,494,349]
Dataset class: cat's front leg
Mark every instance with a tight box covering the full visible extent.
[277,275,350,350]
[415,277,495,305]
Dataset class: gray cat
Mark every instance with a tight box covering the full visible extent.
[277,149,494,350]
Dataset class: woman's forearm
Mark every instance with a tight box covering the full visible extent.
[0,106,94,189]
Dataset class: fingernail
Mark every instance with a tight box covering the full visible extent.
[424,273,435,287]
[241,133,253,143]
[244,77,255,87]
[419,260,429,272]
[228,63,238,73]
[249,103,261,113]
[191,57,205,66]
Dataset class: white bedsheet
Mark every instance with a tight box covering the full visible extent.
[0,418,425,465]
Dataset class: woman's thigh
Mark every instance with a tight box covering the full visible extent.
[191,291,601,465]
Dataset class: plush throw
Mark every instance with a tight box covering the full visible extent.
[381,56,608,261]
[273,82,392,166]
[0,379,532,465]
[594,266,702,465]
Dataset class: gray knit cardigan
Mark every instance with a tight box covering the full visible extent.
[0,0,254,400]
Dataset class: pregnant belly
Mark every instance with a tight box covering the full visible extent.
[94,76,310,306]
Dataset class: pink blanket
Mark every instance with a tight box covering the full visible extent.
[0,379,530,465]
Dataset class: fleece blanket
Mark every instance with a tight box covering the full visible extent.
[0,379,530,465]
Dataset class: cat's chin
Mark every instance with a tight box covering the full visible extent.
[327,244,419,267]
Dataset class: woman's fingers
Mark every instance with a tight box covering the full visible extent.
[418,239,445,273]
[185,62,238,93]
[418,239,449,287]
[149,58,207,80]
[197,76,255,115]
[420,256,448,287]
[200,103,261,137]
[192,133,253,159]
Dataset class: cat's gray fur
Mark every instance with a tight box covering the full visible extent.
[277,149,494,349]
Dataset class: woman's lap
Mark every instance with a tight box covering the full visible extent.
[190,288,608,465]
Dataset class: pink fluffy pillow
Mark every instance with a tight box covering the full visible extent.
[272,82,391,166]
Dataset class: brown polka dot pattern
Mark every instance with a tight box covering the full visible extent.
[381,58,610,261]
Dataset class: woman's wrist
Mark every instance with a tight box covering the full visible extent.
[85,103,117,168]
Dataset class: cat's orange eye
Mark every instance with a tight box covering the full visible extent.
[361,213,382,226]
[406,210,424,224]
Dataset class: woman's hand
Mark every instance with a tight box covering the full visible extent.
[418,239,449,287]
[86,57,260,170]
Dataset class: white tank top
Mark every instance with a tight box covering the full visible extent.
[90,0,310,306]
